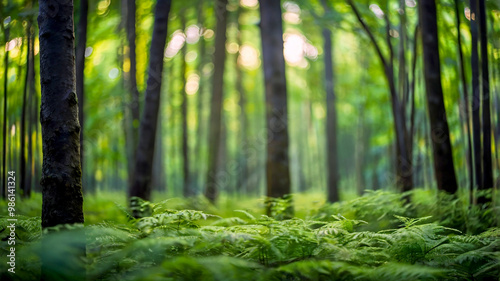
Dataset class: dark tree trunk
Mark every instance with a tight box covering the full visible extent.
[76,0,88,191]
[195,0,207,192]
[235,15,248,194]
[233,4,248,194]
[454,0,474,202]
[205,0,228,203]
[419,0,458,193]
[38,0,84,227]
[27,20,35,197]
[152,116,165,191]
[322,24,339,203]
[259,0,291,213]
[180,14,191,197]
[21,21,34,198]
[38,6,86,278]
[21,35,28,198]
[129,0,172,202]
[478,0,493,203]
[124,0,140,186]
[127,0,140,144]
[1,20,9,199]
[470,0,482,191]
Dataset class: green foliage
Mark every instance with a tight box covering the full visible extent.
[1,191,499,280]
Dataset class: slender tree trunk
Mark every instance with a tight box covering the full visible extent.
[27,20,35,196]
[470,0,482,191]
[259,0,292,215]
[347,0,412,194]
[454,0,474,202]
[234,5,248,194]
[125,0,140,185]
[76,0,88,192]
[195,0,207,192]
[321,21,339,202]
[419,0,458,193]
[21,25,32,198]
[478,0,493,203]
[127,0,140,139]
[205,0,228,203]
[180,14,191,197]
[129,0,172,203]
[1,21,9,199]
[152,116,165,191]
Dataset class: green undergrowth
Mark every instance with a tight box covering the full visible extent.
[0,190,499,280]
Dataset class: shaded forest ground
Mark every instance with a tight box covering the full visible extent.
[1,189,499,280]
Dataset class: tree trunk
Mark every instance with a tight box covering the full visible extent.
[38,7,86,278]
[478,0,493,203]
[180,14,191,197]
[127,0,140,147]
[347,0,412,194]
[419,0,458,193]
[322,24,340,202]
[38,0,84,227]
[129,0,172,203]
[123,0,140,187]
[234,5,248,194]
[21,23,33,198]
[76,0,88,191]
[205,0,228,203]
[195,0,207,192]
[470,0,482,191]
[27,19,35,197]
[259,0,292,214]
[1,20,9,199]
[454,0,474,202]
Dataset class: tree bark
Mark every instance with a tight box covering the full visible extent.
[38,0,84,227]
[478,0,493,203]
[470,0,482,191]
[322,23,340,202]
[129,0,172,202]
[195,0,207,192]
[419,0,458,193]
[259,0,292,213]
[21,22,34,198]
[27,19,35,197]
[1,17,9,199]
[205,0,228,203]
[127,0,140,144]
[180,14,191,197]
[454,0,474,202]
[232,5,247,194]
[76,0,88,191]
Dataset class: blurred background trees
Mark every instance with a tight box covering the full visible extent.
[1,0,499,208]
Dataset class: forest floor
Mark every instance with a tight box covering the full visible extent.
[0,189,499,280]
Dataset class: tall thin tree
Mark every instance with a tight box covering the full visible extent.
[454,0,474,202]
[478,0,493,203]
[419,0,458,193]
[180,13,191,197]
[259,0,292,214]
[470,0,482,191]
[205,0,228,203]
[1,5,10,199]
[320,0,340,203]
[125,0,140,181]
[129,0,172,203]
